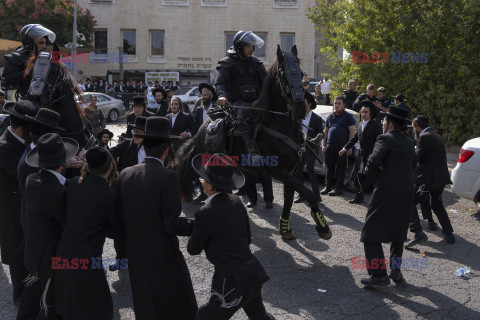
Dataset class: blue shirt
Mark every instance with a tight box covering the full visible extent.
[325,111,356,145]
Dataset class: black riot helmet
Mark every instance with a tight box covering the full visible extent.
[229,31,265,55]
[17,24,56,52]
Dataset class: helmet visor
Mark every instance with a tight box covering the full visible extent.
[238,31,264,49]
[27,25,56,44]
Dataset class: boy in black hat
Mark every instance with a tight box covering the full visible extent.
[24,133,79,317]
[96,128,113,149]
[0,100,37,308]
[188,153,273,320]
[125,96,154,138]
[116,117,197,319]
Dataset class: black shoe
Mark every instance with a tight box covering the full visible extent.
[361,275,390,287]
[349,197,364,204]
[328,189,343,196]
[320,187,332,195]
[234,189,246,196]
[389,269,404,284]
[265,202,273,209]
[247,201,257,208]
[428,220,438,231]
[404,232,428,248]
[192,194,207,205]
[294,196,304,203]
[445,233,456,244]
[316,195,322,203]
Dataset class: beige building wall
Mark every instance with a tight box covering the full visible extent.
[77,0,318,84]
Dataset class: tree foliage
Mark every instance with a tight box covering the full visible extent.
[308,0,480,144]
[0,0,95,48]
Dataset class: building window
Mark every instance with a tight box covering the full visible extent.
[280,33,295,52]
[150,31,165,56]
[122,30,136,55]
[255,33,267,57]
[162,0,189,6]
[225,32,235,53]
[201,0,227,7]
[94,30,107,54]
[273,0,297,8]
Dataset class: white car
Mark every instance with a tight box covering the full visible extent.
[173,86,200,109]
[451,137,480,204]
[79,92,126,122]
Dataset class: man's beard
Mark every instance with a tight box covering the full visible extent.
[202,98,212,107]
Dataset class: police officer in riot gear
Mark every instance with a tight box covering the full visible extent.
[215,30,267,158]
[2,24,57,99]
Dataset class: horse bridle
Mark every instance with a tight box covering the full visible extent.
[276,53,304,121]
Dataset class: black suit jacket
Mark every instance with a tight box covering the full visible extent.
[166,111,195,136]
[344,120,383,162]
[125,110,155,138]
[0,129,26,265]
[306,112,324,139]
[116,158,197,319]
[17,144,39,231]
[109,139,141,172]
[187,193,269,295]
[415,128,452,186]
[193,106,212,136]
[155,100,170,117]
[25,170,66,278]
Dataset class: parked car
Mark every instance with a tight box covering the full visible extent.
[307,81,319,94]
[305,105,360,175]
[451,137,480,204]
[173,86,200,109]
[79,92,126,122]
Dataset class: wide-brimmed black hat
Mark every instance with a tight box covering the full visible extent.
[380,105,411,122]
[117,132,130,141]
[304,91,317,110]
[26,133,79,168]
[192,153,245,190]
[26,108,65,132]
[96,128,113,140]
[4,100,37,122]
[128,116,147,131]
[198,83,218,102]
[86,146,111,169]
[132,96,146,106]
[152,87,166,98]
[134,116,179,140]
[357,100,376,119]
[393,93,405,102]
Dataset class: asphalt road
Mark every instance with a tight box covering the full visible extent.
[1,121,479,319]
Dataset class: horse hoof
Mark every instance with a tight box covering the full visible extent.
[316,226,332,240]
[281,231,296,240]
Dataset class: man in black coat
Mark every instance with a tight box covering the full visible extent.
[340,101,382,203]
[342,80,358,110]
[166,97,194,152]
[152,87,169,116]
[360,106,415,287]
[352,84,378,113]
[0,100,37,308]
[193,83,217,136]
[116,117,197,319]
[24,133,79,318]
[405,115,455,247]
[373,87,393,125]
[188,153,272,320]
[295,92,324,203]
[125,96,154,138]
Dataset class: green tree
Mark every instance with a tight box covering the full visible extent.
[308,0,480,144]
[0,0,95,47]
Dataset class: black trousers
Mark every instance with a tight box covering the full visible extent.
[9,265,28,301]
[16,280,42,320]
[363,242,404,276]
[304,153,320,196]
[245,173,274,203]
[39,276,60,320]
[409,184,453,234]
[114,237,127,260]
[325,143,347,189]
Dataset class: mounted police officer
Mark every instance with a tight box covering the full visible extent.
[2,24,57,100]
[215,31,267,159]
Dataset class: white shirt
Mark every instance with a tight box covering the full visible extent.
[137,146,146,164]
[203,104,212,123]
[320,80,332,94]
[46,169,66,185]
[302,111,313,135]
[420,127,430,136]
[204,192,222,205]
[145,156,164,167]
[171,112,179,128]
[362,119,370,132]
[30,142,36,149]
[8,127,25,144]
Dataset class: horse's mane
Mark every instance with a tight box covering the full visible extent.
[252,60,279,125]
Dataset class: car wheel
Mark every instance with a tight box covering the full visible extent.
[108,109,119,122]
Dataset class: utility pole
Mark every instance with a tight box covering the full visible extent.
[72,0,78,79]
[119,46,124,81]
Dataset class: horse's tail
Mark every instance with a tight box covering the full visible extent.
[176,138,199,201]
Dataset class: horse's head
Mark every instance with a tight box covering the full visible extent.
[276,45,306,120]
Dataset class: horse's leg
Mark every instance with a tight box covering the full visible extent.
[275,170,332,240]
[280,182,296,240]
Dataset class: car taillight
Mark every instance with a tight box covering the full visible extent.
[458,149,474,163]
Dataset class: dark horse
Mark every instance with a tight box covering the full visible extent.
[23,54,89,147]
[177,46,331,241]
